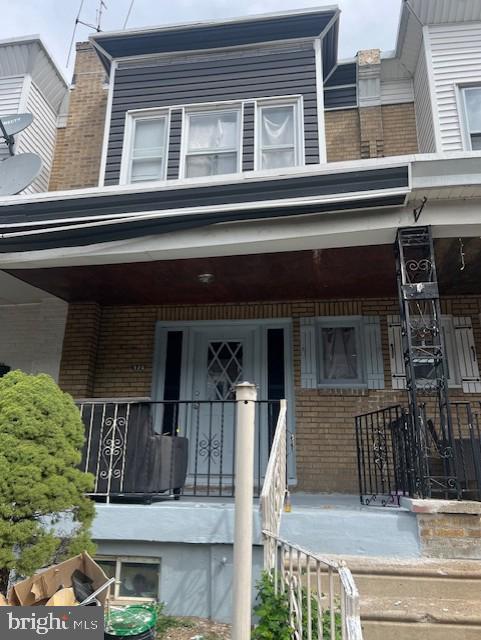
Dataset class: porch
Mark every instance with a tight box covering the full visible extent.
[4,233,481,498]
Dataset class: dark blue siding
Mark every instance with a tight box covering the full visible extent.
[105,47,319,185]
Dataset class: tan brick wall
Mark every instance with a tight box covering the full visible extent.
[325,103,419,162]
[58,302,101,397]
[49,43,107,191]
[418,511,481,559]
[382,102,419,156]
[359,106,384,158]
[325,110,361,162]
[59,295,481,493]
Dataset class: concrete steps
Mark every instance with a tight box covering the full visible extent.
[339,556,481,640]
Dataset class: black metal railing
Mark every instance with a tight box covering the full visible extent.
[78,398,281,501]
[355,402,481,506]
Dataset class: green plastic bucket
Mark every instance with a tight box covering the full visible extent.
[104,604,157,638]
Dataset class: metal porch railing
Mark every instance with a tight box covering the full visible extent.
[78,398,281,500]
[260,401,363,639]
[355,402,481,505]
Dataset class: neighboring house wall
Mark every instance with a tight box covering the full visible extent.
[381,79,414,105]
[0,75,24,161]
[49,43,107,191]
[382,103,418,156]
[58,294,481,493]
[0,299,68,381]
[325,109,361,161]
[428,22,481,152]
[104,44,319,185]
[16,81,58,193]
[413,43,436,153]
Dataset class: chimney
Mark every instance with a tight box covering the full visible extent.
[357,48,384,159]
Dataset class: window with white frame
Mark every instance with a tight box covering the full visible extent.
[96,557,160,601]
[300,316,384,390]
[124,114,169,183]
[183,108,241,178]
[461,85,481,151]
[256,100,302,170]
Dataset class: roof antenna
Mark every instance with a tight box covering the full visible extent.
[67,0,108,68]
[123,0,135,29]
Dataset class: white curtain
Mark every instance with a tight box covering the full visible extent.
[188,112,238,151]
[322,327,358,380]
[261,106,296,170]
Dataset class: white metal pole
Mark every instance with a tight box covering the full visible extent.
[232,382,257,640]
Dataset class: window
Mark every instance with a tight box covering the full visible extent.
[183,108,241,178]
[300,316,384,390]
[461,86,481,151]
[318,320,364,386]
[124,114,168,184]
[96,557,160,601]
[257,101,302,170]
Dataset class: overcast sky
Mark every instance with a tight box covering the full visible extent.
[0,0,402,79]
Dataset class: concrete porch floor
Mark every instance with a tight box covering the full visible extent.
[92,492,421,558]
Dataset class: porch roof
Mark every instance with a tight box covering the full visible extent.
[0,164,409,254]
[4,238,481,305]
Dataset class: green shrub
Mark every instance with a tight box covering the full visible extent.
[0,371,95,594]
[252,571,342,640]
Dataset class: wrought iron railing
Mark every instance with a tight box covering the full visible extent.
[260,402,363,639]
[355,402,481,505]
[78,398,281,501]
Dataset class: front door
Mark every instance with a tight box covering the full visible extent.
[188,326,258,488]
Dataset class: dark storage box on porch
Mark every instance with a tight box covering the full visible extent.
[79,401,188,500]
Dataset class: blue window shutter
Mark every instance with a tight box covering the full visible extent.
[363,316,384,390]
[300,317,317,389]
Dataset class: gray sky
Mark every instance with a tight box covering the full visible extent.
[0,0,402,79]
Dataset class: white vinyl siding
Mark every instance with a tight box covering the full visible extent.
[428,22,481,152]
[300,316,384,390]
[381,80,414,105]
[0,75,24,162]
[413,44,436,153]
[16,81,58,193]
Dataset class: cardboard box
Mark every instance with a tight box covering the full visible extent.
[8,552,109,606]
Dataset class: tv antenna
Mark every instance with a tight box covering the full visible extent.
[67,0,108,67]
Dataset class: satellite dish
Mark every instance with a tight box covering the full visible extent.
[0,153,42,195]
[0,113,33,138]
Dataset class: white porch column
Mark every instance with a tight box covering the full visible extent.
[232,382,257,640]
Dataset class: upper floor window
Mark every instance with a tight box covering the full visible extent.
[461,86,481,151]
[123,113,168,184]
[256,100,302,170]
[183,108,241,178]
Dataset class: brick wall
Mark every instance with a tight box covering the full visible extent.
[382,103,419,156]
[325,102,419,162]
[49,43,107,191]
[325,110,361,162]
[59,295,481,493]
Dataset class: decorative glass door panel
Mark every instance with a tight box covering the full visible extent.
[189,328,255,489]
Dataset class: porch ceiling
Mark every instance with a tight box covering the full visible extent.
[5,238,481,305]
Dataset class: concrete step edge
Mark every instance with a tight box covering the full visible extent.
[361,596,481,626]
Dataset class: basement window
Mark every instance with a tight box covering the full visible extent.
[460,86,481,151]
[122,112,169,184]
[96,557,160,601]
